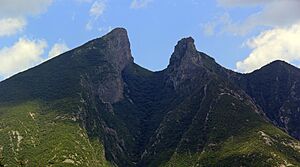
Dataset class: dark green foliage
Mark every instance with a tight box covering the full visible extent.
[231,60,300,140]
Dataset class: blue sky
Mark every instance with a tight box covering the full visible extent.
[1,0,300,79]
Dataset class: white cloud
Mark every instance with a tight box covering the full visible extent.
[0,0,67,79]
[217,0,271,7]
[0,18,26,37]
[48,43,69,59]
[0,38,47,78]
[213,0,300,72]
[86,0,106,31]
[130,0,153,9]
[203,22,216,36]
[85,21,93,31]
[216,0,300,35]
[0,0,52,37]
[202,13,232,36]
[0,0,52,17]
[76,0,92,3]
[236,23,300,73]
[89,0,106,19]
[0,38,71,79]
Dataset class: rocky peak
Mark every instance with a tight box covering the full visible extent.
[260,60,290,70]
[104,27,130,46]
[102,28,134,70]
[167,37,225,76]
[165,37,211,90]
[251,60,300,79]
[82,27,134,71]
[76,28,135,103]
[266,60,299,71]
[168,37,198,68]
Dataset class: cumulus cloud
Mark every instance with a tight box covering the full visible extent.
[236,23,300,73]
[0,0,66,79]
[0,38,47,78]
[216,0,300,35]
[213,0,300,72]
[48,42,70,59]
[0,0,52,37]
[86,0,106,31]
[0,39,70,79]
[130,0,153,9]
[0,18,26,37]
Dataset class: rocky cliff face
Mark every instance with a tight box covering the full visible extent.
[166,37,209,90]
[77,28,134,103]
[0,28,300,167]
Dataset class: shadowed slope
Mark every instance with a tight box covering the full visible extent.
[231,60,300,140]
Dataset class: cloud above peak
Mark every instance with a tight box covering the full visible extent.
[209,0,300,36]
[86,0,106,31]
[130,0,153,9]
[89,0,106,19]
[236,23,300,73]
[240,1,300,34]
[211,0,300,73]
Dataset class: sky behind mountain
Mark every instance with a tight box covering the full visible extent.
[0,0,300,79]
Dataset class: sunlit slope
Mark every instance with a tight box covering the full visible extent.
[0,101,111,166]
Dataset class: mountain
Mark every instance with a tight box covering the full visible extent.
[231,61,300,140]
[0,28,300,167]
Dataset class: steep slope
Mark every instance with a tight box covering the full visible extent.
[0,28,134,166]
[0,101,110,166]
[231,61,300,140]
[0,28,300,167]
[135,38,300,167]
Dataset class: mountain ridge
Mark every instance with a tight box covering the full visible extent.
[0,28,300,167]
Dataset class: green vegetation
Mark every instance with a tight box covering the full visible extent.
[0,28,300,167]
[166,124,300,167]
[0,101,111,167]
[164,93,300,167]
